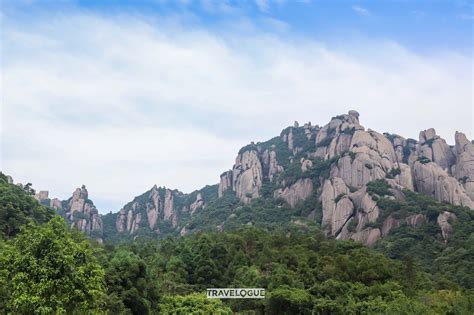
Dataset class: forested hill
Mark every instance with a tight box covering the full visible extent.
[1,170,474,313]
[2,110,474,313]
[30,111,474,250]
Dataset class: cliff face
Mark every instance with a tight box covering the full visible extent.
[211,110,473,246]
[305,112,473,245]
[114,185,217,236]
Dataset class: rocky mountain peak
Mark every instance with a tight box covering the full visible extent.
[92,110,474,246]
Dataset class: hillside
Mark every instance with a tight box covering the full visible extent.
[2,109,474,313]
[1,173,473,313]
[57,110,470,246]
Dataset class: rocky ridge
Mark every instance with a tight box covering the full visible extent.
[34,185,104,242]
[29,110,474,246]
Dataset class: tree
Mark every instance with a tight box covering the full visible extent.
[266,287,313,315]
[158,293,232,314]
[104,249,159,314]
[0,179,54,238]
[1,216,106,313]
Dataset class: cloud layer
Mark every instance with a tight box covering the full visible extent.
[1,11,472,212]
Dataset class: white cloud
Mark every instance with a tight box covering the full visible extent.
[352,5,370,16]
[1,12,472,212]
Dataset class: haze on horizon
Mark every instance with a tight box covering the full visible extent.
[1,0,473,213]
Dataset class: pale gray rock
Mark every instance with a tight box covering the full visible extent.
[332,196,354,236]
[146,187,160,230]
[321,177,349,231]
[62,185,103,238]
[273,178,313,207]
[350,228,381,247]
[262,149,284,182]
[50,198,62,209]
[437,211,457,241]
[395,163,414,191]
[349,188,380,231]
[454,132,474,200]
[190,192,204,214]
[406,214,426,228]
[314,111,364,159]
[300,158,313,172]
[288,128,294,150]
[116,209,127,233]
[412,161,474,209]
[232,150,263,204]
[164,189,174,221]
[419,129,456,171]
[330,130,397,188]
[218,171,232,197]
[382,216,401,236]
[34,190,49,201]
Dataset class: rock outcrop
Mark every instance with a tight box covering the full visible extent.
[116,186,179,234]
[437,211,457,241]
[321,177,350,232]
[232,150,263,204]
[381,214,426,236]
[58,185,104,240]
[274,178,313,207]
[218,171,232,197]
[303,111,474,245]
[412,161,474,208]
[454,132,474,200]
[190,193,204,214]
[418,129,456,171]
[35,110,469,244]
[262,149,284,182]
[350,228,381,247]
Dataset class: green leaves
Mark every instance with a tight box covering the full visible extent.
[1,216,106,314]
[0,180,54,238]
[158,293,232,314]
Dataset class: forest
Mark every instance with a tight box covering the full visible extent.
[1,173,473,314]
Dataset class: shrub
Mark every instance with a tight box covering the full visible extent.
[417,156,431,164]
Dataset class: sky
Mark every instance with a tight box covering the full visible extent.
[1,0,473,213]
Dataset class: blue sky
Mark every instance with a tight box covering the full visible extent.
[1,0,473,212]
[3,0,473,54]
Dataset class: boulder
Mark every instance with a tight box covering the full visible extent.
[300,158,313,172]
[350,228,381,247]
[437,211,457,241]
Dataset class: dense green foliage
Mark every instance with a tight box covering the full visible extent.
[94,227,472,314]
[373,189,474,291]
[0,172,54,238]
[0,217,106,313]
[158,294,231,314]
[1,175,474,313]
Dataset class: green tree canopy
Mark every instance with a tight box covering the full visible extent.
[0,216,106,314]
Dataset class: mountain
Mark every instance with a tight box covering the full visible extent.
[91,110,473,246]
[2,111,474,313]
[34,185,103,242]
